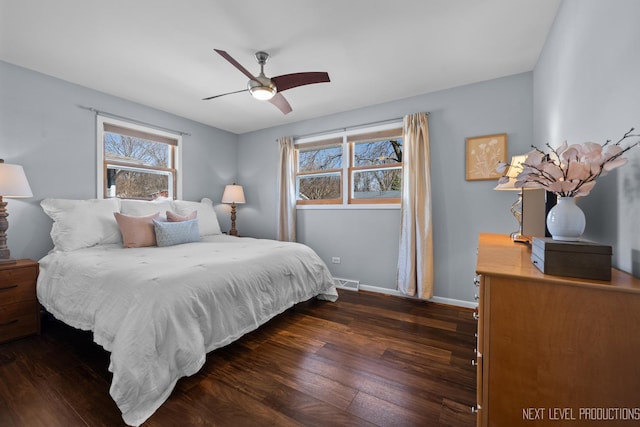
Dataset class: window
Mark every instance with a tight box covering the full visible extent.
[295,123,403,206]
[349,128,403,204]
[296,137,343,204]
[97,116,182,200]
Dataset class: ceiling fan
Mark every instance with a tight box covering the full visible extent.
[203,49,330,115]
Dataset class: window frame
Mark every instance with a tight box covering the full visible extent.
[348,128,403,205]
[295,138,344,205]
[96,115,183,200]
[294,121,403,209]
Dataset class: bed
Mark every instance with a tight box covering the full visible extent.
[36,197,338,426]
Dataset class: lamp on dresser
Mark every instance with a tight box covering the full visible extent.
[0,159,33,264]
[221,183,245,236]
[494,154,528,243]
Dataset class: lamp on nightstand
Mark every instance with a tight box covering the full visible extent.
[221,183,245,236]
[0,159,33,264]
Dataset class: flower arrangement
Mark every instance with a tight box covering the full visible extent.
[497,128,640,197]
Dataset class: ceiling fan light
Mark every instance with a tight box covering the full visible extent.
[248,76,276,101]
[249,86,276,100]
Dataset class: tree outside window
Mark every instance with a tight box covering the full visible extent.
[351,138,402,202]
[294,125,403,205]
[296,140,342,204]
[98,116,181,200]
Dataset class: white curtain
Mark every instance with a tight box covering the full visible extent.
[277,136,296,242]
[397,113,433,299]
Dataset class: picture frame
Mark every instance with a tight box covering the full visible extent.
[465,133,508,181]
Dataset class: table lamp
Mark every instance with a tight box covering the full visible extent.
[221,183,245,236]
[0,159,33,264]
[495,155,528,243]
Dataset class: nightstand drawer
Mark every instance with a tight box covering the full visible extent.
[0,266,38,306]
[0,300,39,343]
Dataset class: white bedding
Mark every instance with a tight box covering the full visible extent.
[36,235,338,426]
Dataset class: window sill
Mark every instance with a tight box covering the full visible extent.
[296,204,400,210]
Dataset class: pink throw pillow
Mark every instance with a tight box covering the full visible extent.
[114,212,160,248]
[166,210,197,222]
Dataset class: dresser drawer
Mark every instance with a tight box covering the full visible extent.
[0,264,38,306]
[0,300,39,343]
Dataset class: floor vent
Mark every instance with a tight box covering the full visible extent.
[334,277,360,291]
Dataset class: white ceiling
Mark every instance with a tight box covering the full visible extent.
[0,0,561,134]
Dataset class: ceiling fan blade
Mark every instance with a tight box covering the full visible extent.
[214,49,259,82]
[269,93,293,115]
[271,72,330,92]
[202,88,248,101]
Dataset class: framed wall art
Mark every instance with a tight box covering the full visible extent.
[465,133,507,181]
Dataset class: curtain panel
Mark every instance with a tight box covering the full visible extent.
[277,136,296,242]
[397,113,434,299]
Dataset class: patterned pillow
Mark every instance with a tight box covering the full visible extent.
[153,219,200,247]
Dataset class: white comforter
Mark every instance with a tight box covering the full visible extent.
[37,235,338,426]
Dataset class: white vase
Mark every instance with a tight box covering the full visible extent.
[546,196,586,241]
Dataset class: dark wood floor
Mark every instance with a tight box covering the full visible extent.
[0,290,477,427]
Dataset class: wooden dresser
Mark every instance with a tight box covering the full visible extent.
[474,234,640,427]
[0,259,40,343]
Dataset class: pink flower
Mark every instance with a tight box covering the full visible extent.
[602,144,623,160]
[574,181,596,197]
[580,142,603,162]
[497,128,639,197]
[561,146,580,162]
[603,157,627,171]
[542,162,564,180]
[496,162,510,174]
[566,161,590,181]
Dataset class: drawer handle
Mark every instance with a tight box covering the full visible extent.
[0,284,18,291]
[0,319,19,327]
[471,405,481,414]
[474,293,479,301]
[471,359,477,366]
[473,311,479,320]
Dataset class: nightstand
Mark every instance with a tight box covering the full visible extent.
[0,259,40,343]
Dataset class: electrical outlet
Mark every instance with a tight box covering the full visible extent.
[331,257,341,264]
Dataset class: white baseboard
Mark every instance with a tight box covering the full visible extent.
[358,284,405,297]
[355,284,477,309]
[428,296,478,309]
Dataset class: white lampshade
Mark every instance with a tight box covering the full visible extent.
[221,184,245,204]
[494,155,527,191]
[0,161,33,198]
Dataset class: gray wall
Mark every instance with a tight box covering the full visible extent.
[533,0,640,276]
[238,72,534,303]
[0,60,238,261]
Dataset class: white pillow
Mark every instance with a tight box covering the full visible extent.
[120,199,175,221]
[173,198,222,236]
[41,198,122,251]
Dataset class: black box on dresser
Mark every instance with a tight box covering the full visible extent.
[531,237,612,281]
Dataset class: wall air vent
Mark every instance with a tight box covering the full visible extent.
[334,277,360,291]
